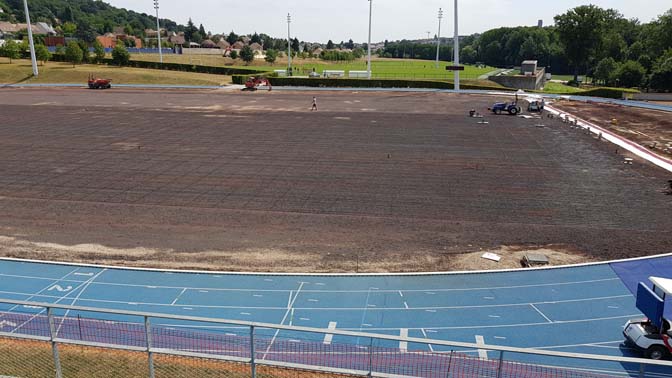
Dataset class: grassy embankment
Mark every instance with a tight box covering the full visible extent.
[0,59,232,86]
[133,54,495,81]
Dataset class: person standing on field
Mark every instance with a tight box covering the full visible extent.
[311,97,318,111]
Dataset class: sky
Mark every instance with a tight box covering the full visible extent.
[106,0,671,42]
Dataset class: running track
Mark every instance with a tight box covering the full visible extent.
[0,255,671,377]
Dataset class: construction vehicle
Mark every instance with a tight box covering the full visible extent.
[623,276,672,360]
[243,77,272,91]
[87,74,112,89]
[489,101,522,115]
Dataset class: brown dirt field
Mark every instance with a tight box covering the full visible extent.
[0,88,671,273]
[551,99,672,157]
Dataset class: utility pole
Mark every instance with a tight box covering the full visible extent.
[454,0,460,91]
[154,0,163,63]
[367,0,373,79]
[287,13,292,76]
[435,8,443,69]
[23,0,38,77]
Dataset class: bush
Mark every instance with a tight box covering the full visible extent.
[264,49,278,64]
[579,87,639,99]
[93,40,106,63]
[111,43,130,66]
[240,45,254,64]
[230,50,238,60]
[0,39,21,63]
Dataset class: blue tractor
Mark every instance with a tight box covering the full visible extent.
[489,101,522,115]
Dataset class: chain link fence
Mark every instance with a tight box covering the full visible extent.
[1,299,672,378]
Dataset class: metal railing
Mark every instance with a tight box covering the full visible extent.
[0,298,671,378]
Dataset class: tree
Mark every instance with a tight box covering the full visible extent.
[345,39,355,49]
[230,50,238,60]
[240,45,254,64]
[111,43,130,66]
[65,41,83,67]
[251,33,261,44]
[199,24,207,38]
[291,38,300,53]
[614,60,646,88]
[93,40,106,63]
[226,31,239,45]
[460,45,477,64]
[34,44,51,65]
[554,5,610,82]
[185,18,198,42]
[326,40,334,49]
[649,50,672,91]
[62,22,77,36]
[593,57,617,85]
[0,40,21,63]
[264,49,278,64]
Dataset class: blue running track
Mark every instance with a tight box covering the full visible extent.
[0,255,671,377]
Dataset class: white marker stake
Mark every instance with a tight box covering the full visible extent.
[399,328,408,353]
[323,322,337,345]
[475,335,489,360]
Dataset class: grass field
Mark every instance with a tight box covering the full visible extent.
[541,81,586,94]
[0,60,231,85]
[132,54,495,80]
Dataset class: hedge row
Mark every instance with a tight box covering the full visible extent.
[249,77,509,91]
[578,87,639,99]
[48,53,266,76]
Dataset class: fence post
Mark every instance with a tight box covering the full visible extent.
[144,316,155,378]
[496,351,505,378]
[250,325,256,378]
[368,337,373,378]
[47,307,63,378]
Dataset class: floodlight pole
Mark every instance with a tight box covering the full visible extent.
[435,8,443,69]
[367,0,373,79]
[454,0,460,91]
[287,13,292,76]
[23,0,38,77]
[154,0,163,63]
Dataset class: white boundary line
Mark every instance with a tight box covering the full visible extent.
[1,252,670,278]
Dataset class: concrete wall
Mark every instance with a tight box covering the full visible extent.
[632,93,672,101]
[489,67,546,90]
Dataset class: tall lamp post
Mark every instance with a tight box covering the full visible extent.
[154,0,163,63]
[435,8,443,69]
[367,0,373,79]
[22,0,38,77]
[453,0,460,91]
[287,13,292,76]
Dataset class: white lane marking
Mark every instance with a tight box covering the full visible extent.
[494,336,507,340]
[425,292,436,295]
[73,272,95,277]
[608,306,619,309]
[56,269,109,333]
[530,304,553,323]
[0,321,18,329]
[264,279,273,282]
[420,329,435,352]
[323,322,337,345]
[425,329,438,333]
[483,296,495,300]
[146,286,157,289]
[399,328,408,352]
[129,302,138,305]
[367,304,376,307]
[299,318,310,321]
[361,323,372,327]
[171,288,188,305]
[475,335,489,360]
[404,301,409,309]
[199,290,209,293]
[425,310,436,313]
[2,274,618,294]
[253,294,263,297]
[315,283,326,286]
[308,299,319,302]
[398,291,404,297]
[182,307,193,310]
[240,312,251,315]
[263,282,306,359]
[48,285,73,292]
[489,315,501,318]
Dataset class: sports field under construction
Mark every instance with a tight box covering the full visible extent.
[0,88,670,272]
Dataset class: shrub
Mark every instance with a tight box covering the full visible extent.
[614,60,646,88]
[65,41,83,67]
[34,44,51,65]
[0,39,21,63]
[111,43,130,66]
[93,40,106,63]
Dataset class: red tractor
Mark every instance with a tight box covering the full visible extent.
[243,76,272,91]
[88,74,112,89]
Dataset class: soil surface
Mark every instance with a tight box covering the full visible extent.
[0,88,670,273]
[552,99,672,158]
